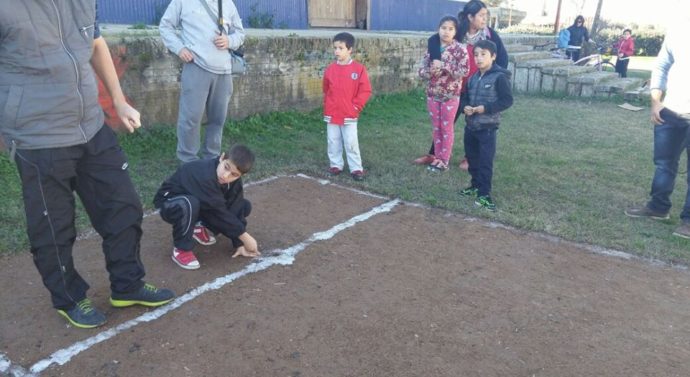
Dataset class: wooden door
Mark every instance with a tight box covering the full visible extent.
[308,0,356,27]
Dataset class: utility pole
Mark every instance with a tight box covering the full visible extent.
[554,0,563,34]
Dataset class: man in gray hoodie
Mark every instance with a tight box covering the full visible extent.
[625,22,690,238]
[159,0,246,164]
[0,1,175,329]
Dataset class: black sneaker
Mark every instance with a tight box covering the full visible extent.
[351,170,365,181]
[110,283,175,308]
[624,206,669,220]
[460,187,478,197]
[475,195,496,211]
[57,298,106,329]
[672,222,690,239]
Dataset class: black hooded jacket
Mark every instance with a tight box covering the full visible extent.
[154,158,246,237]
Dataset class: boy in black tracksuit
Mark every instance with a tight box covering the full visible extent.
[154,144,260,270]
[460,39,513,211]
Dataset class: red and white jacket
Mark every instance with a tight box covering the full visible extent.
[323,60,372,126]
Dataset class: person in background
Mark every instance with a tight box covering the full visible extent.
[566,15,590,62]
[159,0,245,164]
[614,28,635,78]
[0,0,175,329]
[414,0,509,170]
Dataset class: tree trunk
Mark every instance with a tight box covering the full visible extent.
[591,0,603,39]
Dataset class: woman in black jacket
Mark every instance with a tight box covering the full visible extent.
[415,0,509,168]
[566,15,590,62]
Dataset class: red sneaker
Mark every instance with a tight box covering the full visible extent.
[327,167,342,176]
[172,248,200,270]
[459,158,469,171]
[413,154,435,165]
[351,170,366,181]
[193,223,216,245]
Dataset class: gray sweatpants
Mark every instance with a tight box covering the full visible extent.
[176,62,234,163]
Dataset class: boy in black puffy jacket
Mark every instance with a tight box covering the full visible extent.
[460,39,513,211]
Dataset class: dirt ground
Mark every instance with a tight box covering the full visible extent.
[2,175,690,377]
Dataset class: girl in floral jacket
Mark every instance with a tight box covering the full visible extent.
[419,15,469,171]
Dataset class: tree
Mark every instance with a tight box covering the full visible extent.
[485,0,505,6]
[590,0,604,39]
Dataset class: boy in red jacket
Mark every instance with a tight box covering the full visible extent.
[323,32,372,181]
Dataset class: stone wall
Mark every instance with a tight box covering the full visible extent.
[108,31,429,126]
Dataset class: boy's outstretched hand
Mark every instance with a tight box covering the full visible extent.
[232,246,261,258]
[232,232,261,258]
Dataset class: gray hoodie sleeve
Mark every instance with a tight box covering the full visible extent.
[158,0,185,55]
[226,1,245,51]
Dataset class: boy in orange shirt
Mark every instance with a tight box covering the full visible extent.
[322,32,372,181]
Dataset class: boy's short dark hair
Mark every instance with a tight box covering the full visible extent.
[623,28,632,34]
[474,39,497,56]
[224,144,255,174]
[333,32,355,49]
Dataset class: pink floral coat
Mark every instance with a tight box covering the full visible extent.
[418,40,469,101]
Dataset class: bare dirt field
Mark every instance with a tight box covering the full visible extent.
[2,175,690,377]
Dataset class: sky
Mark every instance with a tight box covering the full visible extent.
[510,0,688,28]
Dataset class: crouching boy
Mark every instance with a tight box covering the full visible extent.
[154,144,261,270]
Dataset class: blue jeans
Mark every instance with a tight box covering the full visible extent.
[648,108,690,220]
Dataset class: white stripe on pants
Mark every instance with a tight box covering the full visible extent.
[327,122,362,172]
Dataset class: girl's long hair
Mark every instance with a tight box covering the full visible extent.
[457,0,487,39]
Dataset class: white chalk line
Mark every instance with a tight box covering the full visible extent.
[0,352,31,377]
[26,198,400,375]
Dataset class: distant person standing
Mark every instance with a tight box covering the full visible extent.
[159,0,245,163]
[625,26,690,238]
[566,15,590,62]
[614,29,635,78]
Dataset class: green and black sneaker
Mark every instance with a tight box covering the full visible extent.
[110,283,175,308]
[460,187,479,197]
[475,195,496,212]
[57,298,107,329]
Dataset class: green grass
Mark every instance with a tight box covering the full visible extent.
[2,91,690,264]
